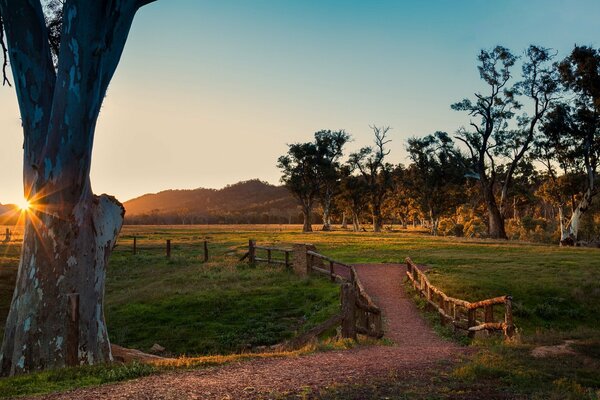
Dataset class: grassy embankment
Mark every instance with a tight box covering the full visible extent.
[1,224,599,398]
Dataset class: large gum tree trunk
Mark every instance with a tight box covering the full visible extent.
[372,208,383,232]
[482,183,507,239]
[351,211,360,232]
[560,187,594,246]
[0,0,150,376]
[302,203,313,232]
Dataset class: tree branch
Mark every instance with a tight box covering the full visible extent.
[0,14,10,86]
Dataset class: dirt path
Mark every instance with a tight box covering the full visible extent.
[36,264,465,400]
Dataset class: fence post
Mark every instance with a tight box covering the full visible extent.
[341,283,357,340]
[66,293,80,366]
[203,240,209,262]
[285,251,290,269]
[133,236,137,255]
[467,308,476,338]
[504,296,515,339]
[439,297,446,326]
[267,249,272,265]
[484,305,494,323]
[248,239,256,264]
[166,239,171,258]
[329,261,335,282]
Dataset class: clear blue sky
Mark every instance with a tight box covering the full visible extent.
[1,0,599,204]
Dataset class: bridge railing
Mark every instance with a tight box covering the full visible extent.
[405,257,515,339]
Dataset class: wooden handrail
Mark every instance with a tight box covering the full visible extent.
[247,240,292,268]
[255,245,291,253]
[405,257,515,339]
[307,249,384,339]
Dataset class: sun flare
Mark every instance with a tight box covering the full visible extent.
[17,199,31,212]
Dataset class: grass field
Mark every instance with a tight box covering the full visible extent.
[1,224,600,398]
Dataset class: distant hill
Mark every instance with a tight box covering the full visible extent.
[124,179,303,224]
[0,203,20,225]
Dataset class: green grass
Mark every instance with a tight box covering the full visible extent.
[1,224,600,398]
[0,363,158,399]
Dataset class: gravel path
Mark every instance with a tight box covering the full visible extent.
[35,264,465,400]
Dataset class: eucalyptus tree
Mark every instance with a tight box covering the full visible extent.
[536,46,600,245]
[406,132,468,235]
[314,130,351,231]
[0,0,158,375]
[277,130,349,232]
[277,142,320,232]
[384,164,415,230]
[348,126,393,232]
[452,45,558,239]
[338,166,369,232]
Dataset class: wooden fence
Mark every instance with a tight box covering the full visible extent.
[241,239,292,268]
[127,236,209,261]
[241,241,383,340]
[405,257,515,339]
[307,250,384,339]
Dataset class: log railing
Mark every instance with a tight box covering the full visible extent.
[405,257,515,339]
[242,239,292,268]
[307,250,383,339]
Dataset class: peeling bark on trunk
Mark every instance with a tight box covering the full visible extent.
[429,210,439,236]
[560,187,594,246]
[1,195,124,375]
[321,201,331,231]
[0,0,149,375]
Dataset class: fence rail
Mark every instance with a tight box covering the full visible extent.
[307,250,383,339]
[405,257,515,339]
[119,236,210,261]
[244,240,292,268]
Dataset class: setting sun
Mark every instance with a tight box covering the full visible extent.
[17,199,31,212]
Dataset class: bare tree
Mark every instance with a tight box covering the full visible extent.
[348,126,393,232]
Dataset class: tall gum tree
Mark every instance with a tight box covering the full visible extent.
[537,46,600,245]
[453,45,558,239]
[0,0,156,376]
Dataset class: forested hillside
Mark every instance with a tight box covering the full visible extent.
[124,179,302,224]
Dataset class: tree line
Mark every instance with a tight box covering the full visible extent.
[278,45,600,246]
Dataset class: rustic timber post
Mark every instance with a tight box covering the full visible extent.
[341,283,357,340]
[166,240,171,258]
[267,249,272,265]
[375,312,383,338]
[133,236,137,255]
[504,296,515,339]
[467,308,476,338]
[484,305,494,324]
[248,240,256,264]
[203,240,209,262]
[285,251,290,269]
[439,297,446,326]
[329,261,335,282]
[66,293,80,366]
